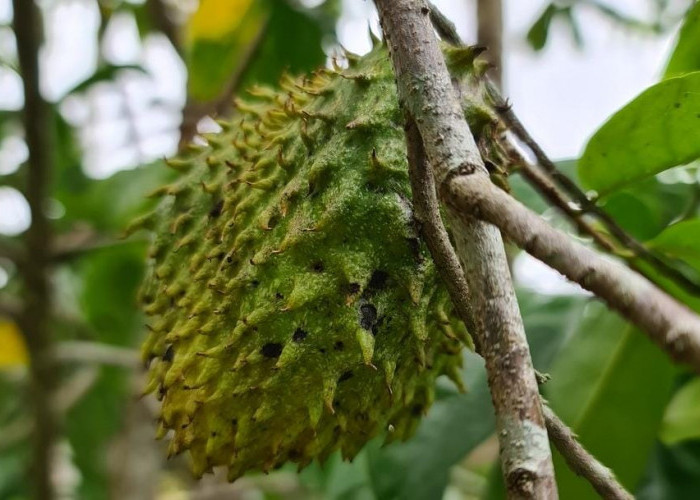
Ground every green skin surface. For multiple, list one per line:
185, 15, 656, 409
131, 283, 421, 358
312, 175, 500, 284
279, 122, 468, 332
136, 44, 495, 481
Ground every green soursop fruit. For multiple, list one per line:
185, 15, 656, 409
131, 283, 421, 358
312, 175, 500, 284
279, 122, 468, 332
133, 43, 500, 481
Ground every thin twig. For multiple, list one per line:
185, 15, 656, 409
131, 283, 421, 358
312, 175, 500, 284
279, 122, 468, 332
0, 294, 22, 321
543, 405, 633, 500
54, 341, 140, 369
503, 141, 618, 253
375, 1, 557, 496
13, 1, 56, 498
477, 0, 503, 87
427, 1, 461, 45
146, 0, 182, 55
489, 84, 700, 296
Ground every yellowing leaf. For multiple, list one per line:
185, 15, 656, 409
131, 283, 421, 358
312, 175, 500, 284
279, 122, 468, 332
0, 321, 28, 368
187, 0, 256, 43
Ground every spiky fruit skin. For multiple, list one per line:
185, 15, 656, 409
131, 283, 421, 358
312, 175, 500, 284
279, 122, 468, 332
136, 44, 496, 480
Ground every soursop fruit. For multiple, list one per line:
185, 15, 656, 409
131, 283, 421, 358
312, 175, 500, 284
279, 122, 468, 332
134, 42, 501, 481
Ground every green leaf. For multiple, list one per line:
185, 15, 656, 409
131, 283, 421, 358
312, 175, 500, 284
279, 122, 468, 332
67, 242, 149, 498
649, 218, 700, 271
527, 4, 558, 51
186, 0, 267, 101
664, 3, 700, 78
637, 440, 700, 499
660, 377, 700, 444
578, 71, 700, 195
186, 0, 326, 102
236, 0, 327, 91
544, 303, 677, 497
57, 162, 174, 233
600, 173, 695, 241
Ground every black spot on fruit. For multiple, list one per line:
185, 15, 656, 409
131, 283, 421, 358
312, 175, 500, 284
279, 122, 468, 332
163, 345, 175, 362
338, 370, 354, 382
368, 270, 388, 291
359, 303, 378, 331
334, 341, 344, 351
209, 200, 224, 218
261, 343, 283, 358
293, 328, 308, 342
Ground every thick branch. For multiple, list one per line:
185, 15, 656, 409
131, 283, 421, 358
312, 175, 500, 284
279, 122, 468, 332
13, 0, 56, 498
445, 171, 700, 370
407, 115, 631, 500
543, 406, 632, 500
374, 0, 556, 497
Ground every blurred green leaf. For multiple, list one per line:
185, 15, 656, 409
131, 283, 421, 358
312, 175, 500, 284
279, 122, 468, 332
545, 303, 677, 497
649, 218, 700, 270
58, 162, 173, 233
66, 242, 148, 498
600, 173, 695, 241
186, 0, 266, 101
637, 440, 700, 499
578, 71, 700, 195
560, 7, 583, 48
664, 2, 700, 78
527, 4, 559, 51
365, 350, 494, 500
186, 0, 326, 102
660, 377, 700, 444
236, 0, 326, 91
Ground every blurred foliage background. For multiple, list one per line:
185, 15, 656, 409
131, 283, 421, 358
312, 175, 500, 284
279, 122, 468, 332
1, 0, 700, 498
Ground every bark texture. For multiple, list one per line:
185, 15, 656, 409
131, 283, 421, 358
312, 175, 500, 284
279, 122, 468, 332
407, 120, 631, 500
444, 171, 700, 370
374, 0, 557, 497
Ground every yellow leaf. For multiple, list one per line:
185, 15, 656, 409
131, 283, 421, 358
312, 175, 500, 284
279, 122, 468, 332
0, 320, 29, 368
187, 0, 256, 43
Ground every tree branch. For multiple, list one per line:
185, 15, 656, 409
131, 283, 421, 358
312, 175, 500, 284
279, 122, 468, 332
374, 1, 557, 497
13, 1, 57, 498
146, 0, 182, 55
54, 341, 140, 369
543, 405, 632, 500
490, 87, 700, 297
445, 170, 700, 369
406, 114, 632, 500
427, 0, 700, 297
423, 0, 700, 369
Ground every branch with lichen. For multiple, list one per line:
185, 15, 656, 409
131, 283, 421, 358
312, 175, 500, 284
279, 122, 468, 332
374, 0, 558, 496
